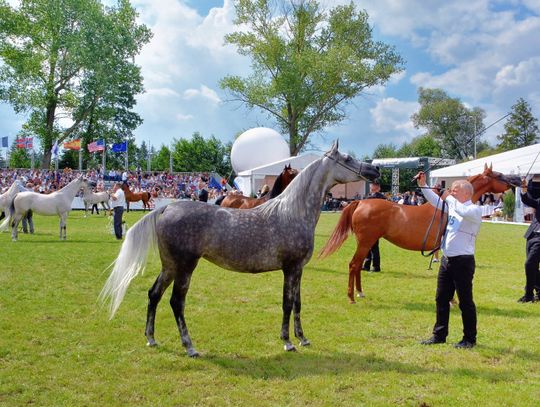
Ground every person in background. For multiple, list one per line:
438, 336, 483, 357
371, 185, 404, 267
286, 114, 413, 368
518, 177, 540, 302
416, 172, 482, 349
362, 179, 386, 272
111, 182, 125, 240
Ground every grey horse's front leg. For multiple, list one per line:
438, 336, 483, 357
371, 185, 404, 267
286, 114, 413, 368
281, 265, 310, 351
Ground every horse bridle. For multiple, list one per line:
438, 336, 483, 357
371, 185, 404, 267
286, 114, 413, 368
324, 153, 374, 181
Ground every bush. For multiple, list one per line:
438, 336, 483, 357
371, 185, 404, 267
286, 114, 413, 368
503, 190, 515, 221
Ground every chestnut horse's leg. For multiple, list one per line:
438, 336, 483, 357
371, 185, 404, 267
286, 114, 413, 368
348, 245, 371, 304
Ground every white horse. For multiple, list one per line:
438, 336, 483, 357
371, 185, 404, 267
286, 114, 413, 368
0, 180, 26, 220
82, 187, 111, 216
0, 176, 89, 241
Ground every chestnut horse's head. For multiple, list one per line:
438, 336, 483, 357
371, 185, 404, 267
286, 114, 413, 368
467, 163, 521, 201
269, 164, 299, 198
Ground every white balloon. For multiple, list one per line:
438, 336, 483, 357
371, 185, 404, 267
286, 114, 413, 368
231, 128, 289, 173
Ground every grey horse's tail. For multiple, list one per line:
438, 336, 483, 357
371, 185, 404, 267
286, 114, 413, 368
99, 206, 167, 317
0, 199, 14, 232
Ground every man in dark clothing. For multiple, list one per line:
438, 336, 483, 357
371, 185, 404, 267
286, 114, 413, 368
363, 179, 386, 272
519, 177, 540, 302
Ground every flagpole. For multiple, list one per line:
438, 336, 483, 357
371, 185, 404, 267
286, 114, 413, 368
102, 140, 106, 175
79, 148, 82, 171
125, 139, 128, 170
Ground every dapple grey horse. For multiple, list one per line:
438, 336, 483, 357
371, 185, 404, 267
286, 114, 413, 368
100, 141, 380, 357
0, 176, 89, 240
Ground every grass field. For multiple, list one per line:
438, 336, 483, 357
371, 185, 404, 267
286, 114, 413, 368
1, 210, 540, 406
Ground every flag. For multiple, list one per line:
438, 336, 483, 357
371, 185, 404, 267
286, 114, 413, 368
111, 141, 127, 153
1, 136, 7, 148
88, 139, 105, 153
63, 139, 81, 150
208, 176, 222, 191
51, 140, 59, 159
16, 137, 33, 149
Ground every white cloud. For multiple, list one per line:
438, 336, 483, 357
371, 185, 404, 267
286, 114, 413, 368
369, 98, 421, 141
176, 113, 194, 121
183, 85, 221, 104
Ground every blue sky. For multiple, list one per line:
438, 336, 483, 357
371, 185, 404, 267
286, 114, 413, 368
1, 0, 540, 159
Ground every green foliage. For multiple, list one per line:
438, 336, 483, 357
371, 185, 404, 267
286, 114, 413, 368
151, 145, 172, 171
411, 88, 486, 159
221, 0, 404, 155
497, 98, 539, 151
503, 190, 515, 220
0, 0, 152, 168
58, 149, 80, 170
172, 132, 232, 175
8, 142, 31, 168
1, 214, 538, 405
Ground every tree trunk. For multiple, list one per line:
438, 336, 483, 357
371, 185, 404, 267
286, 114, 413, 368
41, 99, 57, 168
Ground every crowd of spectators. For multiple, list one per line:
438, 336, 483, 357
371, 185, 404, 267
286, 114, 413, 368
0, 167, 230, 202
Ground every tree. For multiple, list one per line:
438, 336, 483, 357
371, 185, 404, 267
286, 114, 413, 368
8, 142, 31, 168
372, 143, 398, 159
221, 0, 404, 155
398, 134, 441, 158
151, 145, 171, 171
497, 98, 539, 151
0, 0, 151, 168
172, 132, 232, 176
411, 88, 485, 160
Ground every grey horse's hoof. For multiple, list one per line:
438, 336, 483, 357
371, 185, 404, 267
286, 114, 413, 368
187, 349, 200, 358
284, 343, 297, 352
146, 339, 158, 347
299, 339, 311, 347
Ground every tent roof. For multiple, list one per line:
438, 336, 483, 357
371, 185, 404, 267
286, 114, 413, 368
430, 143, 540, 179
237, 153, 320, 176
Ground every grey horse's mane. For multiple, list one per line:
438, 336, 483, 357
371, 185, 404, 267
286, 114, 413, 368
257, 157, 324, 220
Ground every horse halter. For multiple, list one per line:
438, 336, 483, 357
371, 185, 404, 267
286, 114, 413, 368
324, 153, 374, 181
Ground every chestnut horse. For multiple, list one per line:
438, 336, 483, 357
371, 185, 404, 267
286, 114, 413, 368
121, 183, 152, 211
319, 164, 521, 303
219, 164, 299, 209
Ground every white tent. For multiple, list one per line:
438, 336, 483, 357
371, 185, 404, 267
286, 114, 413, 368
430, 143, 540, 182
234, 153, 320, 196
429, 144, 540, 223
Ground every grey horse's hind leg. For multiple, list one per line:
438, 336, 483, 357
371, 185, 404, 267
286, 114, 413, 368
169, 259, 199, 357
145, 270, 174, 347
281, 264, 310, 351
11, 214, 22, 241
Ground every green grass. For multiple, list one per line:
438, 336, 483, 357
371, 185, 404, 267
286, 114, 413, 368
1, 211, 540, 406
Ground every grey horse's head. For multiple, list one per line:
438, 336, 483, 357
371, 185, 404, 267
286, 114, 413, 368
324, 140, 380, 184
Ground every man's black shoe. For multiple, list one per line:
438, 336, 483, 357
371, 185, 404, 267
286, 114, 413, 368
421, 336, 445, 345
362, 266, 370, 271
454, 339, 475, 349
371, 268, 381, 272
517, 295, 535, 303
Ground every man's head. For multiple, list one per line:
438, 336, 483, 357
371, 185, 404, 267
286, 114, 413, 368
450, 180, 473, 203
369, 179, 381, 193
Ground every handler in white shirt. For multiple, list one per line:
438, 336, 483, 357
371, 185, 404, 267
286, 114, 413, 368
111, 182, 126, 240
416, 172, 482, 349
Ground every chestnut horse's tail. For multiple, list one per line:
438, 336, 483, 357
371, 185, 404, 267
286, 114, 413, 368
319, 200, 360, 258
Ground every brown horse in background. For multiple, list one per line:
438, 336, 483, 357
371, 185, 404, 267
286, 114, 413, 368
319, 164, 521, 303
220, 164, 299, 209
121, 183, 152, 212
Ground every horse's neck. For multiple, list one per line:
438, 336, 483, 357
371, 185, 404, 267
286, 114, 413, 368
275, 160, 330, 226
269, 176, 284, 198
60, 178, 82, 198
471, 183, 489, 202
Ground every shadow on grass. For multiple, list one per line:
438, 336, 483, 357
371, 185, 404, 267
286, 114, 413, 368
376, 301, 540, 319
204, 351, 429, 379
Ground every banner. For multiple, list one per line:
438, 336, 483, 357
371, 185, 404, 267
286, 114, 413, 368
63, 139, 81, 150
1, 136, 7, 148
111, 141, 127, 153
88, 139, 105, 153
16, 137, 33, 149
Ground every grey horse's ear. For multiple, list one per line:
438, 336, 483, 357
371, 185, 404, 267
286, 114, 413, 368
330, 140, 339, 153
